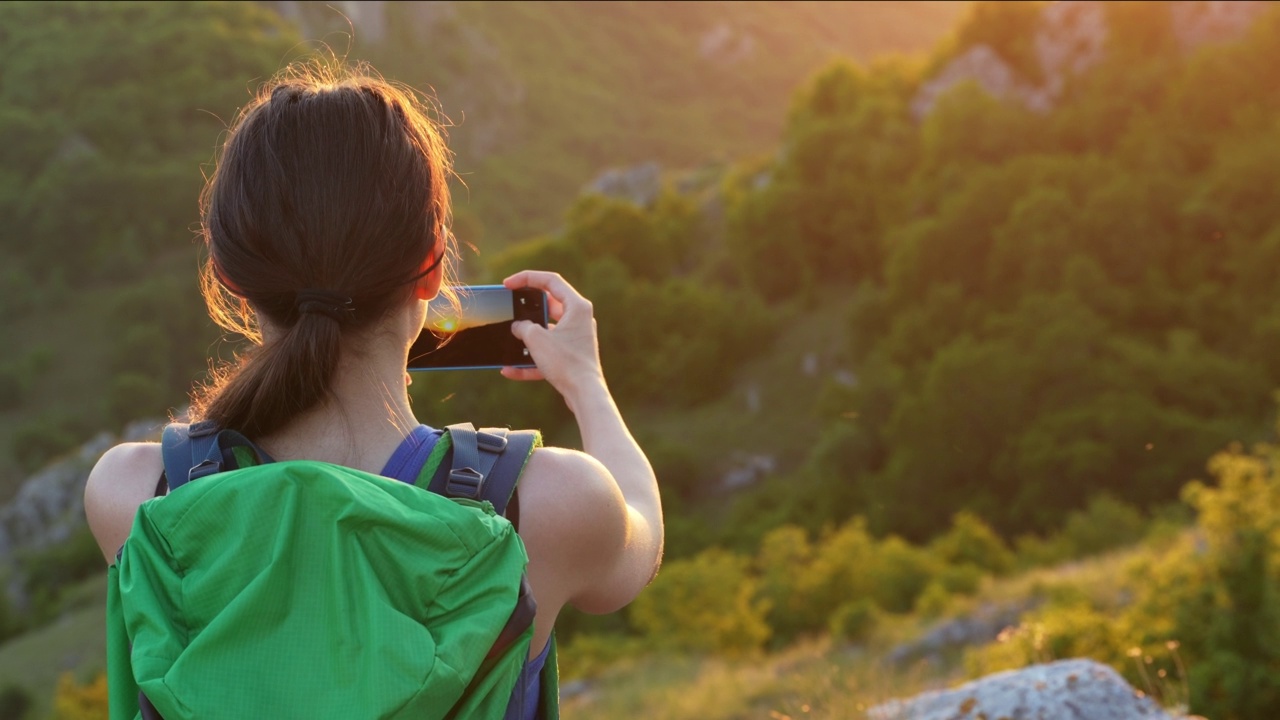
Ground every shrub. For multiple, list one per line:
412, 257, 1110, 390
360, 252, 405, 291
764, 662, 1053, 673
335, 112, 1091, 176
0, 365, 23, 410
558, 633, 650, 682
829, 598, 880, 643
1062, 493, 1147, 557
913, 580, 952, 619
755, 524, 815, 642
796, 518, 878, 623
930, 510, 1014, 574
629, 548, 771, 656
20, 526, 105, 622
935, 562, 985, 597
868, 536, 941, 614
964, 602, 1134, 678
106, 372, 168, 427
11, 417, 78, 472
52, 672, 108, 720
0, 684, 32, 720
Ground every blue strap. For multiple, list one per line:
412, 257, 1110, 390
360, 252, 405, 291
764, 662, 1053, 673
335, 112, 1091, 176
429, 425, 537, 515
161, 421, 220, 492
160, 421, 271, 492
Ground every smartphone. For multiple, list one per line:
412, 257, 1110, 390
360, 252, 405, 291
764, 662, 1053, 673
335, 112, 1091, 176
407, 285, 548, 371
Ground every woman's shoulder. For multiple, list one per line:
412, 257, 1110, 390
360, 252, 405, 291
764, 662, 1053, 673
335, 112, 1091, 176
518, 446, 623, 518
84, 441, 164, 563
514, 446, 634, 609
88, 441, 164, 487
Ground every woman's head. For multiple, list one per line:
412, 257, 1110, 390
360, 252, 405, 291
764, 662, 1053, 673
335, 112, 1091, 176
191, 59, 457, 438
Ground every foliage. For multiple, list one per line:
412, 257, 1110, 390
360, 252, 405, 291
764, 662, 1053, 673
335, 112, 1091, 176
51, 673, 107, 720
929, 511, 1014, 575
629, 548, 771, 656
828, 598, 879, 643
0, 684, 33, 720
0, 1, 298, 482
11, 416, 82, 473
966, 413, 1280, 719
18, 527, 105, 625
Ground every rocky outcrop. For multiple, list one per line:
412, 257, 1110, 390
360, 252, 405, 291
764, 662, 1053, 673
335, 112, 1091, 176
1171, 0, 1270, 49
699, 22, 756, 66
913, 0, 1272, 120
585, 162, 662, 207
911, 1, 1107, 119
868, 658, 1176, 720
1, 419, 164, 604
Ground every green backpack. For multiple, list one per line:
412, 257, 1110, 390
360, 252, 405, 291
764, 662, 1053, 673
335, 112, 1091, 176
105, 421, 558, 720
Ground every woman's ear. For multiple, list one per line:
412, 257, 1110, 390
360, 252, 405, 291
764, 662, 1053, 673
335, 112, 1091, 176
413, 273, 440, 301
413, 252, 444, 301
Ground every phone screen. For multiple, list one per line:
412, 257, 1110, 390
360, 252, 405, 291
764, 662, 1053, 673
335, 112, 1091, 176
407, 286, 548, 371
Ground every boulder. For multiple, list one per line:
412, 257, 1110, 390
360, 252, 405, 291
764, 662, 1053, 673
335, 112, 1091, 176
868, 658, 1175, 720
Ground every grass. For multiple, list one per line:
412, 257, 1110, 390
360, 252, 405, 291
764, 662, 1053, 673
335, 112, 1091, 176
561, 637, 953, 720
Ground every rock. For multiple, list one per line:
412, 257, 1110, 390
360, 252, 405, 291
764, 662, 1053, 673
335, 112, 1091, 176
721, 453, 776, 490
802, 352, 820, 377
885, 598, 1039, 669
912, 0, 1268, 121
1034, 0, 1108, 99
1171, 0, 1270, 50
0, 419, 157, 598
699, 22, 756, 65
868, 658, 1175, 720
912, 45, 1026, 120
560, 679, 592, 700
585, 162, 662, 207
908, 0, 1109, 122
53, 132, 99, 164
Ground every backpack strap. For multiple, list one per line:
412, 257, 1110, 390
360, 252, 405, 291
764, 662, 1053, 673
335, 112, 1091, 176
160, 421, 273, 493
429, 423, 539, 516
429, 423, 543, 718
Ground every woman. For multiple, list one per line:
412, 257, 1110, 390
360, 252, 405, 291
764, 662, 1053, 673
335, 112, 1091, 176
83, 60, 663, 717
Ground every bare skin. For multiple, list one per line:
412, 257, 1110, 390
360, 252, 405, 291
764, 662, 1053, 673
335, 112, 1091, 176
84, 269, 663, 658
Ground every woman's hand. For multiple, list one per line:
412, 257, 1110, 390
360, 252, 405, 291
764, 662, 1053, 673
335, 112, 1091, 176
502, 271, 607, 414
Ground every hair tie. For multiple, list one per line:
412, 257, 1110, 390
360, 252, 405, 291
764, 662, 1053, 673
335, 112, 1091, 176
295, 289, 355, 323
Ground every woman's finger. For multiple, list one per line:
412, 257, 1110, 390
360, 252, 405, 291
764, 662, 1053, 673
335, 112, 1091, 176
500, 366, 545, 382
504, 270, 583, 306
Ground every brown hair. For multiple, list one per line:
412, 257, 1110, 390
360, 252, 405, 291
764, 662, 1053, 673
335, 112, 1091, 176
190, 59, 458, 439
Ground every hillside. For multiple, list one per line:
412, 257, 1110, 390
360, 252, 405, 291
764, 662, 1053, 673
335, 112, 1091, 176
8, 1, 1280, 718
271, 1, 972, 247
0, 0, 966, 502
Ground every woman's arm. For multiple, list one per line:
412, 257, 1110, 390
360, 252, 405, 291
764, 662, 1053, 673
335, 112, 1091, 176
502, 271, 663, 611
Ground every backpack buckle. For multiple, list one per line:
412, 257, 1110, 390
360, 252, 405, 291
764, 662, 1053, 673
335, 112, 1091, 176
189, 458, 222, 483
476, 432, 508, 453
445, 467, 484, 499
